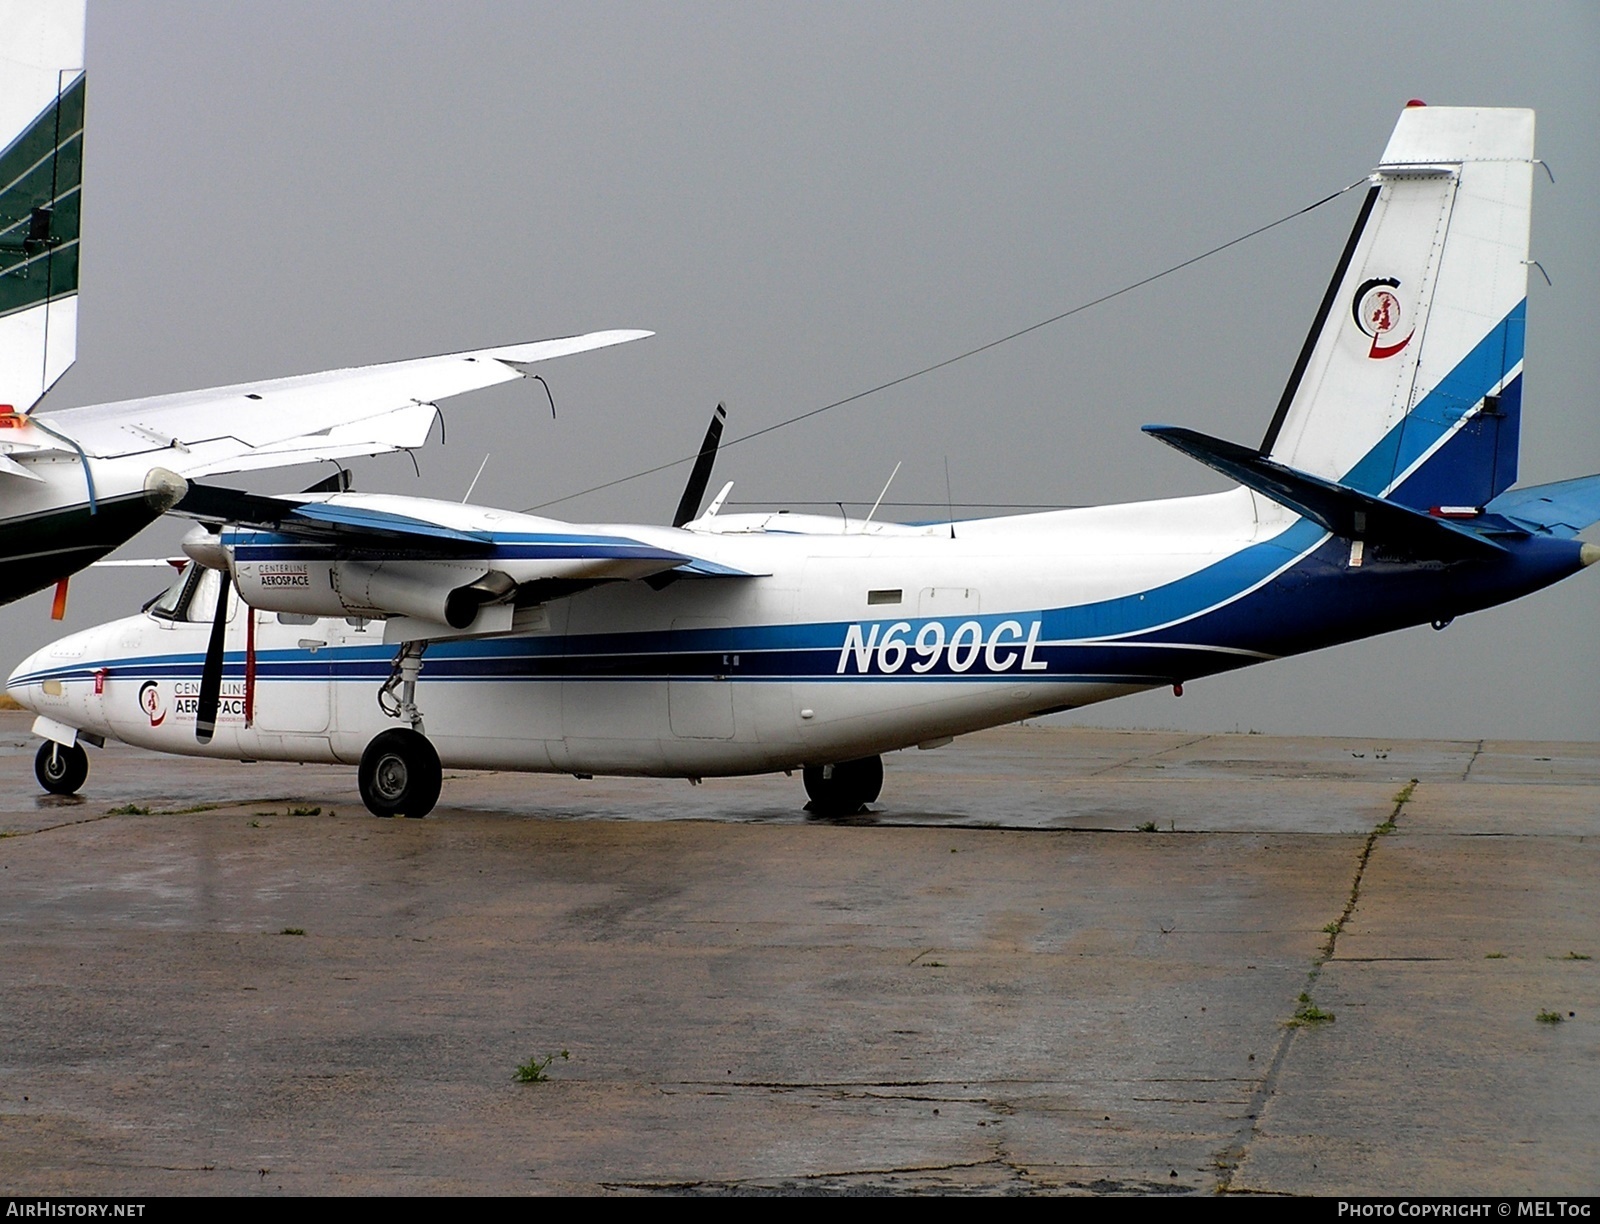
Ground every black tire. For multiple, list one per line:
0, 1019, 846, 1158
35, 740, 89, 795
802, 755, 884, 816
358, 729, 442, 818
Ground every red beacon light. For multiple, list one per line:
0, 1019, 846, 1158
1406, 99, 1428, 108
0, 404, 24, 428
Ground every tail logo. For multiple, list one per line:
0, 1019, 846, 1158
1353, 277, 1415, 359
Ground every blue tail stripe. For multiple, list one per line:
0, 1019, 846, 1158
1345, 300, 1525, 497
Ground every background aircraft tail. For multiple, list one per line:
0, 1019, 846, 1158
1259, 105, 1535, 512
0, 0, 86, 413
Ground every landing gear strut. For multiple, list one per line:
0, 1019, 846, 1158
802, 755, 883, 817
377, 640, 429, 732
359, 728, 442, 818
367, 640, 442, 817
35, 740, 88, 795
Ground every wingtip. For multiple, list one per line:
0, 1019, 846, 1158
1580, 542, 1599, 568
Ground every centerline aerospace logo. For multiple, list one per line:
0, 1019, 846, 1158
138, 680, 166, 728
136, 679, 246, 726
1353, 276, 1415, 359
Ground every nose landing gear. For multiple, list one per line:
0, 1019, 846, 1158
35, 740, 89, 795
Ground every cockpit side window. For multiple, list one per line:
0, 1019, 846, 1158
144, 564, 195, 620
143, 565, 236, 624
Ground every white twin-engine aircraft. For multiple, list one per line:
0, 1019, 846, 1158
10, 104, 1600, 818
0, 0, 646, 609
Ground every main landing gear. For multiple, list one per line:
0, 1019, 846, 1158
358, 728, 442, 819
35, 740, 89, 795
802, 755, 883, 818
360, 640, 443, 818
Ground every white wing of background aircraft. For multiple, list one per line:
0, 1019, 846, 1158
0, 0, 649, 608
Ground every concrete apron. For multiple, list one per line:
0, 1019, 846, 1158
0, 712, 1594, 1195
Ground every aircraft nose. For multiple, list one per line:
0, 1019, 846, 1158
6, 624, 105, 719
6, 644, 51, 713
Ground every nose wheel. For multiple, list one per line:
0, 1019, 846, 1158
35, 740, 89, 795
358, 729, 442, 818
802, 755, 883, 817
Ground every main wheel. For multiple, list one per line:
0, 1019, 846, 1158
802, 755, 884, 816
358, 729, 442, 818
35, 740, 89, 795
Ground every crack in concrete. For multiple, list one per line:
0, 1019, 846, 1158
2, 796, 310, 839
1083, 734, 1218, 777
1211, 778, 1419, 1194
607, 1155, 1196, 1197
1, 811, 118, 837
1461, 739, 1486, 781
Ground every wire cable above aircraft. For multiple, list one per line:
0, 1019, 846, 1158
526, 179, 1368, 512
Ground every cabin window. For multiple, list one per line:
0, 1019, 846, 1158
867, 589, 903, 606
277, 612, 317, 626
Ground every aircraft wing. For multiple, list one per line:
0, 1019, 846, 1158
21, 330, 651, 477
178, 484, 762, 581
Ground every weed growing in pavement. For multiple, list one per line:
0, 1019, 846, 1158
1286, 992, 1335, 1027
515, 1051, 570, 1083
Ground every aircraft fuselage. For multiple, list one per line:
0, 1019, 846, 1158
9, 488, 1588, 779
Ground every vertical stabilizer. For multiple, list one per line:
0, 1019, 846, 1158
1261, 106, 1534, 508
0, 0, 86, 413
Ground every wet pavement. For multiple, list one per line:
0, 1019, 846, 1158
0, 712, 1594, 1195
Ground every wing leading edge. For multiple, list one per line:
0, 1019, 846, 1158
19, 330, 651, 477
177, 484, 763, 583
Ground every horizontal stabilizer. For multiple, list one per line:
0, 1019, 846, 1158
1485, 475, 1600, 538
1144, 425, 1506, 559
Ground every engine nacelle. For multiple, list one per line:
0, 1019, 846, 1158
234, 554, 498, 629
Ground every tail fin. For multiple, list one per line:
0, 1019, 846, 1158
1260, 105, 1534, 511
0, 0, 86, 413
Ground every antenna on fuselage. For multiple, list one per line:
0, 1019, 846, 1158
463, 453, 490, 503
672, 402, 727, 527
944, 456, 956, 540
862, 461, 901, 531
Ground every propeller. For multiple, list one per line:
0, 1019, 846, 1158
672, 402, 727, 528
195, 568, 232, 744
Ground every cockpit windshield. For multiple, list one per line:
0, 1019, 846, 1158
142, 564, 235, 624
143, 564, 192, 618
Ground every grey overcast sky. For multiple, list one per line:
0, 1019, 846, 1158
7, 1, 1598, 741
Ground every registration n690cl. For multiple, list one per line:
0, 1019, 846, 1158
837, 619, 1047, 675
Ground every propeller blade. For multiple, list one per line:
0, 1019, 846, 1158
672, 402, 727, 528
195, 570, 232, 744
